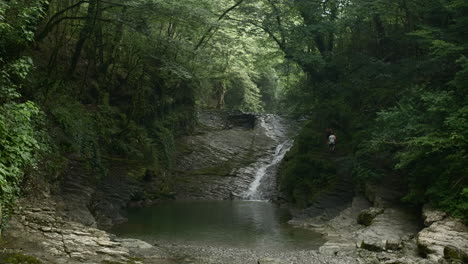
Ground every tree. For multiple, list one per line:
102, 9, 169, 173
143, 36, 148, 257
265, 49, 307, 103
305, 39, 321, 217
0, 0, 48, 220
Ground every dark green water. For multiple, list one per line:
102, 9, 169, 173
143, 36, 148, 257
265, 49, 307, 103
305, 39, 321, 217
111, 200, 324, 250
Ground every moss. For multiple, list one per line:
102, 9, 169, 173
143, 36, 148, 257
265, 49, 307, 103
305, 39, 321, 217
188, 164, 232, 177
0, 253, 42, 264
277, 120, 339, 207
444, 245, 468, 262
357, 208, 384, 226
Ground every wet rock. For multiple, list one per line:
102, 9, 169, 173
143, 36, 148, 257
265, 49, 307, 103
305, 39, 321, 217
227, 113, 256, 128
417, 217, 468, 262
174, 113, 292, 200
357, 249, 436, 264
4, 199, 133, 264
357, 207, 384, 226
57, 160, 98, 228
319, 241, 356, 256
91, 164, 141, 229
444, 245, 468, 263
116, 238, 153, 249
96, 248, 129, 256
359, 238, 386, 252
39, 226, 53, 232
258, 258, 283, 264
96, 239, 121, 247
356, 207, 420, 252
385, 239, 403, 251
422, 205, 446, 227
70, 252, 86, 261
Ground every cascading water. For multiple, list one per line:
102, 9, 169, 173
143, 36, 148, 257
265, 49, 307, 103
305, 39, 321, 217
244, 139, 293, 200
242, 115, 295, 200
112, 112, 325, 252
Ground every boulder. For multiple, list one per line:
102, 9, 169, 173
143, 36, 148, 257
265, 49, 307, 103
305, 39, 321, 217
422, 205, 446, 227
359, 238, 386, 252
385, 239, 402, 251
357, 207, 384, 226
417, 217, 468, 262
356, 207, 420, 253
443, 245, 468, 263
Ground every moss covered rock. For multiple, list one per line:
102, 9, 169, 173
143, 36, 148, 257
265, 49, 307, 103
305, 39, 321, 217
0, 253, 42, 264
357, 207, 384, 226
444, 245, 468, 263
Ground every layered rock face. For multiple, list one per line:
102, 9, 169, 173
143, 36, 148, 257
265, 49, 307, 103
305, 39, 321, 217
417, 206, 468, 263
174, 111, 294, 200
57, 159, 143, 230
3, 199, 152, 264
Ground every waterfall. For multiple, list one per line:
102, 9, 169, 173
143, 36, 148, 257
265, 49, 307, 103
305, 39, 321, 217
244, 140, 293, 200
240, 114, 295, 201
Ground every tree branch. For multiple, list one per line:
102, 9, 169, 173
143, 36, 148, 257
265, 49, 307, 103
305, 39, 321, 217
226, 16, 286, 52
267, 0, 285, 48
194, 0, 245, 50
37, 0, 89, 41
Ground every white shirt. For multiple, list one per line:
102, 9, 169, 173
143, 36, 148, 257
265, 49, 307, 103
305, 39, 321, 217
328, 135, 336, 144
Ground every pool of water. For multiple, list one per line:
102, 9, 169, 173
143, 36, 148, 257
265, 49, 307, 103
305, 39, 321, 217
111, 200, 324, 250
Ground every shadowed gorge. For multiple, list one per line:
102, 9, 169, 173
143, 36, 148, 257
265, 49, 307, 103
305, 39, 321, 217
0, 0, 467, 263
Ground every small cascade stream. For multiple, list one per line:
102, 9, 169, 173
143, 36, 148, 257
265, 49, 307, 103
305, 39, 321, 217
241, 114, 295, 200
243, 139, 293, 200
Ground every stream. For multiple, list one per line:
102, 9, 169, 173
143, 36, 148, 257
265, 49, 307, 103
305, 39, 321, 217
112, 114, 325, 251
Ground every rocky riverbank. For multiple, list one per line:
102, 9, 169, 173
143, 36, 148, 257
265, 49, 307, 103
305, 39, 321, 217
1, 111, 467, 264
2, 197, 151, 264
289, 174, 468, 264
1, 195, 358, 264
418, 205, 468, 263
3, 190, 466, 264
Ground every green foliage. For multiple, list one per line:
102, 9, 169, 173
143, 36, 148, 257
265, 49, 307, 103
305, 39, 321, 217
366, 86, 467, 220
45, 91, 192, 173
154, 124, 176, 166
278, 121, 337, 207
0, 0, 466, 225
0, 252, 42, 264
49, 97, 97, 156
256, 68, 280, 112
0, 0, 47, 53
248, 0, 468, 220
0, 0, 48, 224
225, 70, 264, 112
0, 57, 33, 101
0, 102, 44, 207
352, 164, 382, 185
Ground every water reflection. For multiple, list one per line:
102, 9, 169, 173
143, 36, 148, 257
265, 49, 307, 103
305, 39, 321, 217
111, 200, 324, 250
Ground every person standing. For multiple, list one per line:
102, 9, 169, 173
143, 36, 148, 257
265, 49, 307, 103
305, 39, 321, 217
328, 133, 336, 152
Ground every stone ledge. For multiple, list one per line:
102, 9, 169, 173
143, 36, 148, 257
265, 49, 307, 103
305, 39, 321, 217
417, 212, 468, 262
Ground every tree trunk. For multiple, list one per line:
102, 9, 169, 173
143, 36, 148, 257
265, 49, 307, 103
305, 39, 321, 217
68, 0, 99, 75
215, 80, 226, 109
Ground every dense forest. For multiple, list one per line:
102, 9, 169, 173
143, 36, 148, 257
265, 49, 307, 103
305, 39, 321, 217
0, 0, 467, 231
